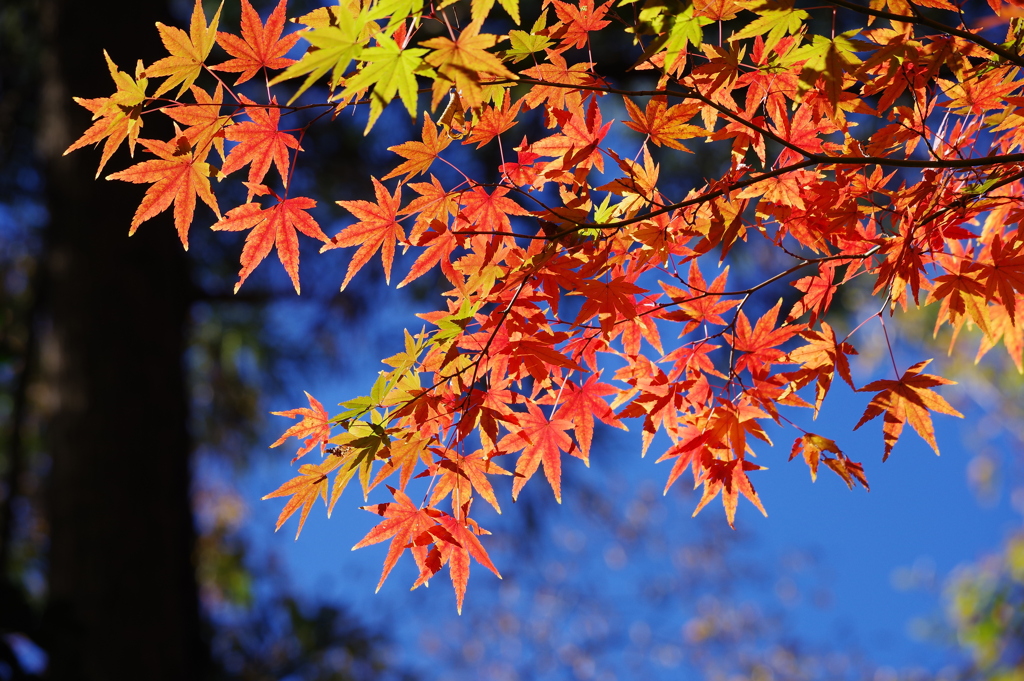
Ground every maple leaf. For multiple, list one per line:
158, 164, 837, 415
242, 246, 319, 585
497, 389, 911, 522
622, 96, 705, 152
145, 0, 223, 98
520, 54, 598, 111
729, 1, 808, 52
370, 434, 433, 494
162, 84, 232, 162
789, 433, 839, 482
789, 433, 868, 489
269, 0, 365, 103
656, 428, 712, 493
786, 264, 838, 325
854, 360, 964, 460
659, 262, 738, 334
413, 513, 501, 614
340, 34, 428, 131
824, 453, 870, 490
692, 456, 767, 529
546, 375, 627, 462
262, 460, 333, 538
464, 91, 522, 148
383, 112, 451, 181
64, 52, 148, 178
429, 449, 512, 515
220, 96, 301, 198
782, 322, 857, 417
422, 19, 517, 109
399, 221, 460, 288
270, 391, 331, 460
570, 276, 646, 336
327, 177, 406, 290
211, 0, 300, 85
106, 133, 220, 248
457, 185, 531, 233
211, 191, 329, 294
726, 300, 803, 378
551, 0, 614, 49
353, 487, 442, 592
498, 401, 576, 503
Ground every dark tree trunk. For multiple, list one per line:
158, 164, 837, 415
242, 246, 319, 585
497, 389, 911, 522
37, 0, 205, 678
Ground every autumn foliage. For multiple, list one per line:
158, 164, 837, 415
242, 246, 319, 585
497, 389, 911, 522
66, 0, 1024, 611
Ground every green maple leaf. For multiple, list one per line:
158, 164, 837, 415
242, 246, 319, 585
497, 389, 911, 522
730, 1, 808, 51
270, 1, 366, 104
342, 34, 429, 131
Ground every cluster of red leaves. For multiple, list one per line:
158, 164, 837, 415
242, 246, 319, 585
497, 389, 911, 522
68, 0, 1024, 611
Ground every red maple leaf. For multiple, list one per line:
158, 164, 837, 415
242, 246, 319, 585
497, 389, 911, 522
498, 401, 576, 503
328, 177, 406, 290
106, 133, 220, 248
353, 487, 443, 592
212, 0, 300, 85
726, 300, 803, 378
692, 456, 767, 528
413, 513, 501, 614
270, 391, 331, 460
211, 190, 328, 293
551, 0, 614, 49
220, 95, 300, 197
545, 374, 627, 462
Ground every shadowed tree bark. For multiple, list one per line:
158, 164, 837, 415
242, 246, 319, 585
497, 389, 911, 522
36, 0, 206, 677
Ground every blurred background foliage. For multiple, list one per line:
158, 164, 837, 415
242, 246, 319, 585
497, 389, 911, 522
0, 0, 1021, 679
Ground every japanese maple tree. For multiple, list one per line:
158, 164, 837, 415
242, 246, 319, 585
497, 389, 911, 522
67, 0, 1024, 611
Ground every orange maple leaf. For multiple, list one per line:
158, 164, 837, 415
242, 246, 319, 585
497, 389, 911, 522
854, 360, 963, 460
162, 84, 231, 162
428, 448, 512, 515
145, 0, 222, 98
622, 96, 704, 151
353, 487, 443, 592
270, 391, 331, 460
262, 460, 333, 538
782, 322, 858, 417
106, 133, 220, 248
64, 52, 148, 178
211, 190, 328, 294
790, 433, 869, 489
211, 0, 300, 85
412, 513, 501, 614
464, 91, 522, 148
328, 178, 406, 290
498, 401, 576, 503
546, 374, 627, 462
551, 0, 614, 49
220, 96, 300, 198
457, 185, 531, 233
422, 19, 517, 109
692, 455, 767, 529
383, 112, 451, 181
